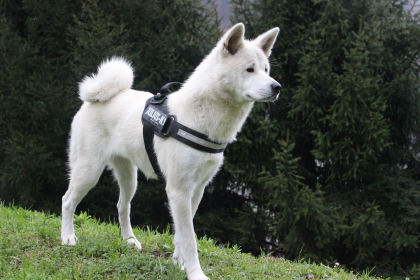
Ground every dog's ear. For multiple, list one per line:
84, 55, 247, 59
253, 27, 280, 57
220, 23, 245, 55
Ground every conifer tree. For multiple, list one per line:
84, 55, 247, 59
259, 131, 340, 260
224, 0, 420, 277
0, 0, 220, 229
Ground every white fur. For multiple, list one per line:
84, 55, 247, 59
62, 23, 280, 280
78, 57, 134, 102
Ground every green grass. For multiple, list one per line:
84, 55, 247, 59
0, 203, 385, 280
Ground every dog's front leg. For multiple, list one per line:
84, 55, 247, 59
166, 184, 208, 280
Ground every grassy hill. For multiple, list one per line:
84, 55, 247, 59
0, 203, 384, 279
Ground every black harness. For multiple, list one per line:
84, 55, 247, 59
141, 82, 228, 179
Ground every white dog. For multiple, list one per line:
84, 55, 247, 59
61, 23, 280, 280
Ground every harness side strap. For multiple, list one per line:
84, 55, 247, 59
143, 121, 164, 179
167, 121, 227, 154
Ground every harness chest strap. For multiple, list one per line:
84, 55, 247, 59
141, 84, 227, 179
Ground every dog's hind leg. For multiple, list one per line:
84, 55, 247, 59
109, 156, 141, 250
61, 159, 105, 246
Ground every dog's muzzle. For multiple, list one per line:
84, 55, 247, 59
271, 81, 281, 95
266, 81, 281, 101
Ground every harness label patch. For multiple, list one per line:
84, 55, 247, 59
144, 105, 167, 130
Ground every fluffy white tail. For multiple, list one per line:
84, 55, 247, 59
78, 57, 134, 102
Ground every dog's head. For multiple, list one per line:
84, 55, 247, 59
214, 23, 281, 103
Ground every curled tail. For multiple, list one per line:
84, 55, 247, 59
78, 57, 134, 102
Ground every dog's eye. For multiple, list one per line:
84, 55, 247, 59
246, 68, 254, 73
265, 68, 268, 72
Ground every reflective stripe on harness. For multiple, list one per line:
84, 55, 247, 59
141, 82, 227, 179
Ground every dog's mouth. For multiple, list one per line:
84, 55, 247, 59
246, 93, 280, 102
264, 93, 280, 102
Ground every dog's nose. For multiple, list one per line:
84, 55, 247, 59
271, 82, 281, 94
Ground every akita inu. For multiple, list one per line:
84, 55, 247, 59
62, 23, 280, 280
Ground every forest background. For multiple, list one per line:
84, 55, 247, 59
1, 0, 420, 278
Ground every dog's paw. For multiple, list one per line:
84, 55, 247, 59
187, 270, 209, 280
173, 256, 185, 269
125, 237, 142, 250
173, 255, 186, 271
173, 247, 207, 279
61, 235, 77, 246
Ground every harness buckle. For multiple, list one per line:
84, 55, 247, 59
161, 116, 175, 136
150, 95, 167, 104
